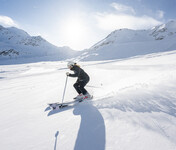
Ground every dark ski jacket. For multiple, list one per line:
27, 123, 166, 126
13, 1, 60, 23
69, 65, 90, 82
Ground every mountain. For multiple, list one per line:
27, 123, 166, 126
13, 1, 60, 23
1, 20, 176, 64
0, 25, 77, 64
78, 20, 176, 61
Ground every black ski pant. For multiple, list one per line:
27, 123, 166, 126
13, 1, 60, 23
73, 78, 89, 95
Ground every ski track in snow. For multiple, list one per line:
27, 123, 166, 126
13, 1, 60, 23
0, 50, 176, 150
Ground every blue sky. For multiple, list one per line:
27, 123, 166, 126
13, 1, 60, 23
0, 0, 176, 50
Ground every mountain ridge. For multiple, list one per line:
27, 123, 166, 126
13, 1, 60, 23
0, 25, 77, 64
1, 20, 176, 64
77, 20, 176, 61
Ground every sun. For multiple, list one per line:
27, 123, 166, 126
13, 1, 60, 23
61, 18, 88, 50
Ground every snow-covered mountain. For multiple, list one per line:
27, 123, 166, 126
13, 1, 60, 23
0, 25, 77, 64
1, 20, 176, 64
78, 20, 176, 61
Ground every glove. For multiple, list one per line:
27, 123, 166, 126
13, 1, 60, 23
66, 72, 70, 76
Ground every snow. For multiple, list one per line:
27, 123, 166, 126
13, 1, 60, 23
0, 50, 176, 150
78, 20, 176, 61
1, 20, 176, 64
0, 25, 77, 63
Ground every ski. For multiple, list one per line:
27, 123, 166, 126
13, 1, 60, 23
48, 99, 80, 107
48, 95, 93, 110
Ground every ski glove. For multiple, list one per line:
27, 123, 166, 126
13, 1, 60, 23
66, 72, 70, 76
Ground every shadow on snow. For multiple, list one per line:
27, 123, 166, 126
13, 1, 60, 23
54, 131, 59, 150
73, 102, 106, 150
47, 102, 106, 150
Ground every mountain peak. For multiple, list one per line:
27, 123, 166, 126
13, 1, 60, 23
79, 20, 176, 61
0, 25, 77, 64
150, 20, 176, 40
7, 26, 30, 37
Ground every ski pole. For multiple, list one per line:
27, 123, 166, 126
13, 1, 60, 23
61, 75, 68, 107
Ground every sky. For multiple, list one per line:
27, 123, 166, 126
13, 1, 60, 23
0, 0, 176, 50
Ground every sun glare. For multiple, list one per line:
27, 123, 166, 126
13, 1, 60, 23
61, 18, 88, 50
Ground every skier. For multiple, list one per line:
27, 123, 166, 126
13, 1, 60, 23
66, 61, 91, 100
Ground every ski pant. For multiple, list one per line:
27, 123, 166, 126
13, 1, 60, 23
73, 78, 89, 95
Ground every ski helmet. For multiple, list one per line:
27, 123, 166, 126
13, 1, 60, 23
67, 61, 76, 68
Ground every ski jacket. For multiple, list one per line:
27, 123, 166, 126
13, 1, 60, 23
69, 65, 89, 82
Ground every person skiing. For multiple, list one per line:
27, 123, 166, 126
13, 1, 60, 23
66, 61, 91, 100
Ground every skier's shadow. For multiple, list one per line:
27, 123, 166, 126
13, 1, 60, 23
73, 102, 106, 150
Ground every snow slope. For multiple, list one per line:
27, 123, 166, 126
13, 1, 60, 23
0, 50, 176, 150
0, 25, 77, 64
78, 20, 176, 61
